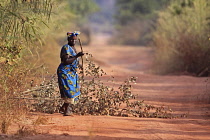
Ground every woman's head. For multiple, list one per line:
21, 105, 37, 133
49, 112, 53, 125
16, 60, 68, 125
67, 31, 80, 46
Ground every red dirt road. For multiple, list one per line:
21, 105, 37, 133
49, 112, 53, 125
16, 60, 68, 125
2, 35, 210, 140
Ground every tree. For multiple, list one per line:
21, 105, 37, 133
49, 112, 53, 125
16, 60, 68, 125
112, 0, 171, 45
68, 0, 99, 44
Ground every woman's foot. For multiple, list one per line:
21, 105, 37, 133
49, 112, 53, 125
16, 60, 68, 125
59, 103, 67, 114
63, 104, 73, 116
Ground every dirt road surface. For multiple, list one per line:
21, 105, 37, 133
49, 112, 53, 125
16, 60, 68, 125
2, 35, 210, 140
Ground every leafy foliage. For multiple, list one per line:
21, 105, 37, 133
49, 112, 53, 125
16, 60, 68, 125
112, 0, 171, 45
115, 0, 170, 25
0, 0, 64, 134
0, 0, 53, 63
69, 0, 98, 19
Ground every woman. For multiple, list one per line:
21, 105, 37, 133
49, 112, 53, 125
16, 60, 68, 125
57, 31, 84, 116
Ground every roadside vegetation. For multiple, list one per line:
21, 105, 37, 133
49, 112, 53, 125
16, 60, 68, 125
0, 0, 57, 134
111, 0, 171, 46
153, 0, 210, 76
112, 0, 209, 76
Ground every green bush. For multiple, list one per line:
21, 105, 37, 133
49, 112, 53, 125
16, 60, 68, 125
153, 0, 210, 75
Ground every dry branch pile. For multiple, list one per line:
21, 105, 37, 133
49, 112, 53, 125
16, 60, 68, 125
19, 54, 176, 118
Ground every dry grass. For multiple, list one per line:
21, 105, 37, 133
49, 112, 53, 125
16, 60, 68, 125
33, 116, 49, 126
16, 126, 39, 137
153, 0, 210, 75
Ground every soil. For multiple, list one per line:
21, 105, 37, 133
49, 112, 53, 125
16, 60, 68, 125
1, 34, 210, 140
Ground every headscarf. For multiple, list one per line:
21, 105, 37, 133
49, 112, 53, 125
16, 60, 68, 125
67, 31, 80, 38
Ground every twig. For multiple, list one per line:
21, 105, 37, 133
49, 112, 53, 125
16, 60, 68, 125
78, 38, 85, 79
20, 84, 53, 94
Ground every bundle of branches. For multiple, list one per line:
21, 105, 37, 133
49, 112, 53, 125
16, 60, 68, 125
18, 53, 179, 119
17, 74, 62, 114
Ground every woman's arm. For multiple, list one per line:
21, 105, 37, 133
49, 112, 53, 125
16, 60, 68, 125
61, 52, 84, 65
61, 54, 77, 65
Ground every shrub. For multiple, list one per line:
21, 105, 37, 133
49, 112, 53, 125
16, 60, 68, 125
0, 0, 56, 134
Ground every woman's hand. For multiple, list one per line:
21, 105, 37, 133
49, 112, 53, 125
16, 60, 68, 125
76, 52, 84, 58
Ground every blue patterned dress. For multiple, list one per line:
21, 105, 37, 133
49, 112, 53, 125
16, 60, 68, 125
57, 44, 80, 101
